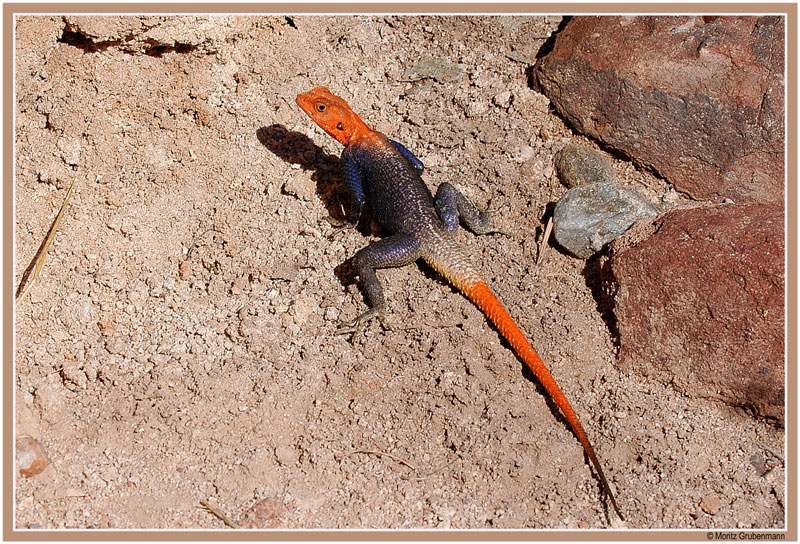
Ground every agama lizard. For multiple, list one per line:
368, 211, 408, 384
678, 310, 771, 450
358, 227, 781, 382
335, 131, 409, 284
295, 86, 623, 521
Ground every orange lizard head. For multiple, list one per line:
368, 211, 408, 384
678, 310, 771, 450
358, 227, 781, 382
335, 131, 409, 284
295, 86, 371, 146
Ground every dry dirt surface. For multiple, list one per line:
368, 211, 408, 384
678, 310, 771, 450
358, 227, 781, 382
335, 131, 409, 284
14, 15, 784, 530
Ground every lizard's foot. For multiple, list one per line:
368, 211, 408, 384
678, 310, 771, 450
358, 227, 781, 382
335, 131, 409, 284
334, 307, 386, 342
326, 201, 364, 230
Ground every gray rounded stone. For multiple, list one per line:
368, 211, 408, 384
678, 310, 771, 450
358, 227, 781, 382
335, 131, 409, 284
554, 142, 616, 188
553, 182, 659, 259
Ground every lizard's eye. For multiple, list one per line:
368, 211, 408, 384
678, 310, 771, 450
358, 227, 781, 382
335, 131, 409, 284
315, 103, 326, 112
336, 122, 344, 130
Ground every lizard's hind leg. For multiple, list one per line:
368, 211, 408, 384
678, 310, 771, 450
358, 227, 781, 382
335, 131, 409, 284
435, 182, 507, 235
337, 233, 422, 339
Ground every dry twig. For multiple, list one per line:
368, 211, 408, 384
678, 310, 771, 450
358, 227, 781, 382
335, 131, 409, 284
346, 449, 417, 472
536, 215, 554, 266
16, 178, 78, 301
199, 499, 240, 529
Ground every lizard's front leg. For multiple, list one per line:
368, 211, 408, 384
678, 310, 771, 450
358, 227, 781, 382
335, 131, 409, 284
434, 182, 508, 235
337, 147, 365, 227
337, 233, 422, 339
390, 140, 424, 174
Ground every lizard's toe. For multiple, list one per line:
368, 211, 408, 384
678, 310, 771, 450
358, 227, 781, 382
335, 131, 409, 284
334, 307, 385, 342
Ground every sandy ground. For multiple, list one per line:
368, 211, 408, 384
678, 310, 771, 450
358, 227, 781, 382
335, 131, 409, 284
14, 15, 784, 530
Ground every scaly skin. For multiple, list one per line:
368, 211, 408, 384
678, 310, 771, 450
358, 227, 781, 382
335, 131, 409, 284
295, 86, 623, 521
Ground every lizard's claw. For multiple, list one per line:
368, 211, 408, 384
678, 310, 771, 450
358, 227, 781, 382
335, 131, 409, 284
334, 307, 387, 343
324, 216, 358, 230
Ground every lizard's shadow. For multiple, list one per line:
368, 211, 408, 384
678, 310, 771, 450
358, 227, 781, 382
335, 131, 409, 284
256, 124, 371, 285
256, 124, 350, 223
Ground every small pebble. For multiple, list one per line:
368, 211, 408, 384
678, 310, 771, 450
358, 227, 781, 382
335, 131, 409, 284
291, 296, 316, 324
57, 137, 80, 166
402, 56, 463, 83
76, 299, 93, 323
97, 318, 116, 336
231, 275, 249, 295
120, 220, 136, 236
238, 498, 290, 528
269, 264, 298, 282
516, 146, 536, 163
16, 436, 49, 477
275, 445, 299, 466
749, 453, 772, 476
492, 91, 513, 109
282, 173, 316, 201
465, 100, 488, 118
700, 494, 721, 515
61, 359, 86, 390
106, 217, 122, 231
178, 260, 191, 280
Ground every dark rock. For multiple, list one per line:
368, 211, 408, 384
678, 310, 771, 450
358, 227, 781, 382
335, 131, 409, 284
602, 202, 784, 422
554, 142, 616, 188
535, 16, 784, 203
553, 182, 659, 258
749, 453, 772, 476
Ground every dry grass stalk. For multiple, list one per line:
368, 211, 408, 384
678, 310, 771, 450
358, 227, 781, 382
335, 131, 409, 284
537, 215, 554, 266
199, 499, 240, 529
16, 179, 77, 302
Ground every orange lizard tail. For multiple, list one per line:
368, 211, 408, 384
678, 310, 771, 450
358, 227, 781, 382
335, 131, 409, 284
464, 280, 623, 521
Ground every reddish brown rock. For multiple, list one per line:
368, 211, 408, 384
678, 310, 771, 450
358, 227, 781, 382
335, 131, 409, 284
700, 494, 722, 515
535, 16, 784, 203
238, 498, 290, 528
601, 202, 784, 422
16, 436, 49, 477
